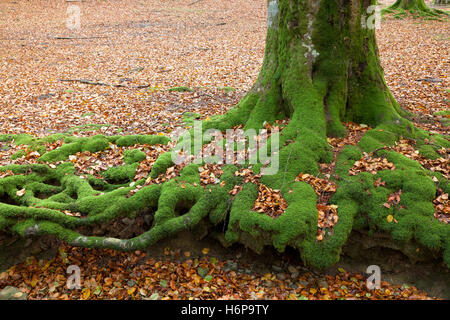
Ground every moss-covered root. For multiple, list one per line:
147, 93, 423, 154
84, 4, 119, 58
8, 183, 228, 251
241, 0, 407, 138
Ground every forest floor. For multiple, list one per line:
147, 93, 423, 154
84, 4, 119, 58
0, 0, 449, 300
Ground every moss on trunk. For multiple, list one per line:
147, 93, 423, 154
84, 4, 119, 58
230, 0, 404, 137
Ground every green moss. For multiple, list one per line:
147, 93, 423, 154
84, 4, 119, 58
10, 150, 27, 160
383, 0, 447, 17
430, 135, 450, 149
418, 145, 441, 160
168, 86, 194, 92
261, 141, 318, 189
202, 91, 260, 132
358, 129, 397, 153
150, 152, 174, 179
179, 164, 201, 185
0, 135, 13, 143
39, 142, 82, 162
11, 134, 34, 146
219, 86, 236, 93
300, 199, 359, 269
335, 145, 362, 179
123, 149, 146, 164
434, 110, 450, 117
81, 135, 110, 153
101, 164, 138, 183
81, 112, 95, 118
182, 112, 202, 126
115, 135, 170, 147
1, 134, 67, 160
225, 181, 318, 254
385, 151, 423, 171
1, 130, 448, 270
37, 135, 110, 162
0, 0, 448, 270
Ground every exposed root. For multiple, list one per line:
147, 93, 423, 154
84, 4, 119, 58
382, 0, 449, 18
0, 113, 449, 269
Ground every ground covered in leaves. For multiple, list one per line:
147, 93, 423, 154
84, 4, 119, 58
0, 244, 439, 300
0, 0, 449, 300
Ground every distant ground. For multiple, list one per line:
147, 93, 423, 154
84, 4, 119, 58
0, 0, 448, 138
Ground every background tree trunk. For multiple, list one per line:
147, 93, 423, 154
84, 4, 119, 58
385, 0, 447, 14
390, 0, 431, 10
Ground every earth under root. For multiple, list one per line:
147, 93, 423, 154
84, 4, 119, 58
0, 109, 449, 270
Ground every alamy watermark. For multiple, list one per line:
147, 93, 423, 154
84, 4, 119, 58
362, 5, 381, 30
366, 265, 381, 290
66, 265, 81, 290
65, 3, 381, 32
66, 4, 81, 31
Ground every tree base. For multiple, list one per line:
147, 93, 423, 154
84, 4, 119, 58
0, 116, 449, 270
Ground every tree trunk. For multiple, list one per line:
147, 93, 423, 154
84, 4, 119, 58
212, 0, 404, 140
390, 0, 431, 11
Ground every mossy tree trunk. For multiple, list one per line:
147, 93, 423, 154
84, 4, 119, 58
218, 0, 403, 138
390, 0, 431, 10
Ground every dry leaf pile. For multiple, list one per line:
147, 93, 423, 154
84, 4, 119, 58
327, 123, 371, 149
320, 122, 371, 179
434, 189, 449, 224
378, 11, 449, 136
0, 0, 264, 137
71, 148, 124, 179
252, 184, 288, 219
295, 173, 339, 241
198, 164, 224, 187
0, 140, 64, 167
349, 154, 396, 176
